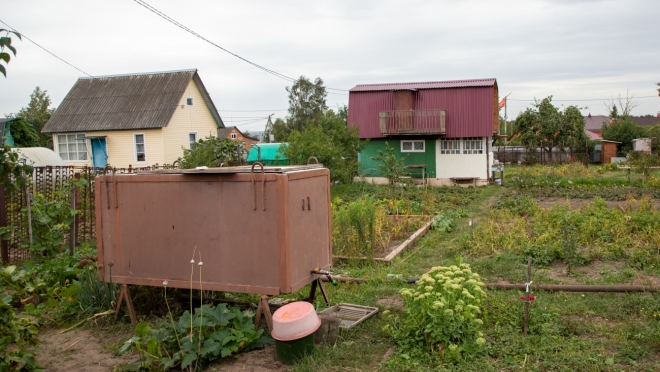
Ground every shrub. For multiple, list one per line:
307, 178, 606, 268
384, 264, 487, 361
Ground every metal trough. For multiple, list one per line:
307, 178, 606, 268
96, 165, 331, 295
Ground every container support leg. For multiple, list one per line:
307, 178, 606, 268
254, 295, 273, 333
114, 284, 137, 325
307, 278, 330, 306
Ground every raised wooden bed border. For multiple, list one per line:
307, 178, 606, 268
335, 215, 434, 263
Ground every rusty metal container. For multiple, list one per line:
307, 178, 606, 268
96, 165, 331, 295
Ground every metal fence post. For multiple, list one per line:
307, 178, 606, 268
0, 187, 7, 264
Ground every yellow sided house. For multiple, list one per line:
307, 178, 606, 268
42, 69, 224, 168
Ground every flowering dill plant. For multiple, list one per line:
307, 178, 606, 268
384, 264, 487, 360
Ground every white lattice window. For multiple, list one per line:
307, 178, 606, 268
401, 140, 425, 153
463, 138, 483, 154
440, 140, 461, 154
134, 134, 146, 162
57, 133, 88, 161
189, 132, 197, 149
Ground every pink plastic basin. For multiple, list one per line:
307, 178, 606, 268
271, 301, 321, 341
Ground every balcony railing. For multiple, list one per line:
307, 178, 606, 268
379, 109, 446, 135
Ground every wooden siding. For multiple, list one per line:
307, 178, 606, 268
52, 129, 164, 168
161, 80, 219, 164
358, 139, 436, 178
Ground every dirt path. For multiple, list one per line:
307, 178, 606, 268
37, 327, 135, 371
36, 325, 287, 372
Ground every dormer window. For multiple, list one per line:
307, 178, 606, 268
186, 97, 193, 106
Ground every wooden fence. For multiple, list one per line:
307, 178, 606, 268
493, 146, 591, 165
0, 164, 180, 264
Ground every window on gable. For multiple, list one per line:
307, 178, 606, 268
401, 140, 425, 153
57, 133, 88, 161
134, 134, 146, 162
189, 132, 197, 149
463, 138, 483, 154
231, 133, 237, 139
186, 97, 193, 106
439, 140, 461, 154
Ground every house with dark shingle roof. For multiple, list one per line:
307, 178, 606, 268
42, 69, 224, 168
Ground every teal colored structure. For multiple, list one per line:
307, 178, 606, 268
247, 143, 290, 165
0, 118, 18, 147
358, 139, 436, 178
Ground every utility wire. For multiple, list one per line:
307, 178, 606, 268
509, 95, 658, 102
219, 109, 288, 112
0, 19, 92, 77
132, 0, 349, 93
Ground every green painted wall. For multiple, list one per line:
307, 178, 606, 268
358, 139, 436, 178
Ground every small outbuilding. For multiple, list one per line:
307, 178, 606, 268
601, 140, 621, 164
247, 143, 290, 165
632, 138, 652, 153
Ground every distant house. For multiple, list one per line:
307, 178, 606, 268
42, 69, 224, 168
348, 78, 499, 186
584, 114, 610, 136
217, 126, 259, 152
631, 114, 660, 128
585, 113, 660, 135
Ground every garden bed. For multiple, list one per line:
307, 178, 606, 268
334, 215, 433, 262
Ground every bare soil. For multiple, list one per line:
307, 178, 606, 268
37, 326, 136, 371
36, 325, 287, 372
376, 295, 404, 309
208, 345, 289, 372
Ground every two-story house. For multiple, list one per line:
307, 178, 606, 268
348, 78, 499, 186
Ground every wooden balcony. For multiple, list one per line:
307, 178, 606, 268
379, 110, 446, 135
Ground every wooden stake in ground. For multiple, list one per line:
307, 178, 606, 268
523, 257, 532, 336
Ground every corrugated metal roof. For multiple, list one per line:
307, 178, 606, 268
43, 69, 224, 133
350, 78, 496, 92
348, 80, 497, 139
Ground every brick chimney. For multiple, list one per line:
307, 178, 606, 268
657, 111, 660, 118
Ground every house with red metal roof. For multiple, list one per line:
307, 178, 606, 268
348, 78, 499, 186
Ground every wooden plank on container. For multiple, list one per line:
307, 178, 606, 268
145, 164, 323, 175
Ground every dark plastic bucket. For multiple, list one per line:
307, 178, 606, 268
274, 333, 315, 365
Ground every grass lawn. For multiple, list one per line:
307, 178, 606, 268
286, 180, 660, 372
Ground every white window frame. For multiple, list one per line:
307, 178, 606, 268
186, 97, 193, 106
440, 139, 461, 154
189, 132, 198, 149
463, 138, 484, 154
231, 133, 237, 139
56, 133, 89, 162
401, 140, 425, 153
134, 133, 147, 163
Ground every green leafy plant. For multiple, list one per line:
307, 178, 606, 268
116, 303, 272, 371
23, 190, 78, 257
371, 143, 407, 188
384, 264, 487, 362
0, 295, 41, 371
431, 213, 454, 232
179, 136, 244, 168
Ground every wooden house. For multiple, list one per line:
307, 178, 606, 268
42, 69, 224, 168
348, 78, 499, 186
217, 126, 259, 152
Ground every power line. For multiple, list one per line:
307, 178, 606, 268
219, 109, 288, 112
509, 95, 658, 102
0, 19, 92, 77
132, 0, 349, 92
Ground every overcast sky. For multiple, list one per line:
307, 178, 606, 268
2, 0, 659, 132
